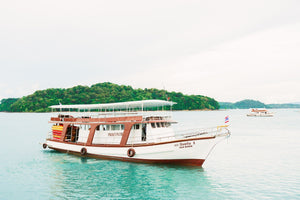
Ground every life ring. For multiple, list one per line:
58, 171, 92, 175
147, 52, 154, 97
42, 143, 47, 149
127, 148, 135, 157
80, 147, 87, 155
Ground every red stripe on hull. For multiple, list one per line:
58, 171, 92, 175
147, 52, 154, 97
48, 147, 205, 167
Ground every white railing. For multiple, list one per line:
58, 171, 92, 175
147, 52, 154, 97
127, 125, 230, 144
47, 131, 53, 140
51, 110, 173, 120
175, 125, 230, 139
47, 125, 230, 145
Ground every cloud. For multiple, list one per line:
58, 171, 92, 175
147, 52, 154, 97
120, 23, 300, 103
1, 0, 300, 103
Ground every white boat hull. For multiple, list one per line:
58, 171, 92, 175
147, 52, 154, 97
46, 135, 227, 166
247, 113, 274, 117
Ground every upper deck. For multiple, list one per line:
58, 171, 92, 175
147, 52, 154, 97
49, 100, 176, 124
50, 99, 176, 111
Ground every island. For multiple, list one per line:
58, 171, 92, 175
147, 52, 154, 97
219, 99, 300, 109
0, 82, 219, 112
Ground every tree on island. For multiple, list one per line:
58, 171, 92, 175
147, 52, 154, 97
234, 99, 266, 109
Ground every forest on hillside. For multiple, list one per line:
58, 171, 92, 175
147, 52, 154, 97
0, 82, 219, 112
219, 99, 266, 109
219, 99, 300, 109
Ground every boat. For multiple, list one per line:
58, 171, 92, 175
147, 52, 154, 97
43, 100, 230, 166
247, 108, 274, 117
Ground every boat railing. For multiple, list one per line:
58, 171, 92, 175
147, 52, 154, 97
47, 131, 53, 140
173, 125, 229, 140
51, 110, 173, 119
129, 125, 230, 144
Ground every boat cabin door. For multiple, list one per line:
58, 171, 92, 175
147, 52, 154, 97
142, 123, 147, 141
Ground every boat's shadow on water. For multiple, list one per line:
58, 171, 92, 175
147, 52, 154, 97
41, 147, 220, 199
140, 162, 205, 171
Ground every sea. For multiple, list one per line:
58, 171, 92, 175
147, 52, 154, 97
0, 109, 299, 200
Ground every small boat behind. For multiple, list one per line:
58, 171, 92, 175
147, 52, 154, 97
42, 100, 230, 166
247, 108, 274, 117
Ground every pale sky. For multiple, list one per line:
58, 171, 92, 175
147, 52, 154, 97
1, 0, 300, 103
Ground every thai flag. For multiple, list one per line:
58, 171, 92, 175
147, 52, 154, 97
225, 116, 229, 123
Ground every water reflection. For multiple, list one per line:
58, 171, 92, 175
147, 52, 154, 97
80, 157, 88, 163
45, 151, 216, 199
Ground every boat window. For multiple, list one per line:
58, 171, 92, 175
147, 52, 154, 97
121, 124, 125, 130
134, 124, 140, 129
96, 125, 100, 131
166, 122, 171, 127
111, 125, 114, 130
151, 123, 156, 128
111, 124, 120, 131
156, 122, 161, 128
161, 122, 165, 127
103, 125, 110, 131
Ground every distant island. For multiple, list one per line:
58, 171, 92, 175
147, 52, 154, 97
0, 82, 219, 112
219, 99, 300, 109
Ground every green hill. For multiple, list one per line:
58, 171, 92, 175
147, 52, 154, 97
218, 102, 237, 109
0, 82, 219, 112
0, 98, 19, 112
234, 99, 266, 109
267, 103, 300, 109
219, 99, 266, 109
219, 99, 300, 109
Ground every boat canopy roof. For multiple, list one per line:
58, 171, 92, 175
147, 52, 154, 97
50, 100, 176, 110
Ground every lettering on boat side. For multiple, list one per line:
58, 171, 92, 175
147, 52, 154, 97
108, 132, 123, 136
175, 141, 195, 149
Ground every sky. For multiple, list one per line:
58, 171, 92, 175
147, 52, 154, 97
1, 0, 300, 104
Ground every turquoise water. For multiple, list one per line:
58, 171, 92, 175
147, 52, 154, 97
0, 110, 300, 199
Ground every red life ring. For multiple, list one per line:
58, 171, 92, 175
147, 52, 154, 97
80, 147, 87, 155
127, 148, 135, 157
